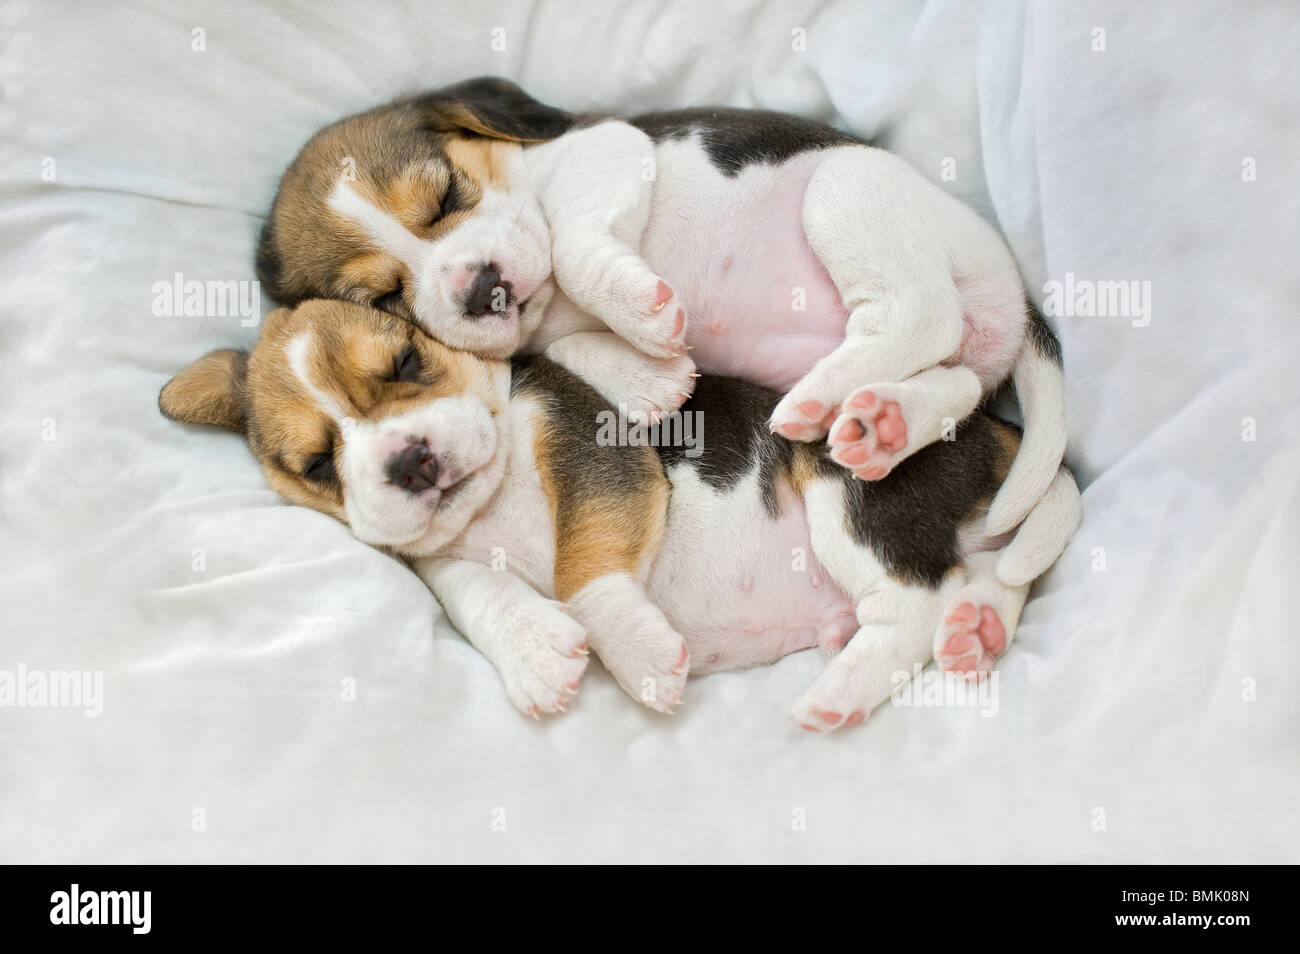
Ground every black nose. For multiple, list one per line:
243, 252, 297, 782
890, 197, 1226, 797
464, 265, 513, 317
384, 442, 439, 492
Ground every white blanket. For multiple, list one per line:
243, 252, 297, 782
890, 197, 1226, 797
2, 0, 1297, 862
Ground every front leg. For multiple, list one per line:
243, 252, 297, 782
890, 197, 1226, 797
528, 410, 687, 712
544, 331, 696, 424
528, 121, 687, 358
414, 557, 589, 718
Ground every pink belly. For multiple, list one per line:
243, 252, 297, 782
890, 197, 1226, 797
647, 482, 857, 674
642, 164, 850, 392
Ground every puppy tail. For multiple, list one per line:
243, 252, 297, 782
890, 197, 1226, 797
995, 467, 1082, 587
984, 305, 1068, 535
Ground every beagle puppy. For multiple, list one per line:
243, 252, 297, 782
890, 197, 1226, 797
256, 77, 1068, 541
159, 300, 1079, 730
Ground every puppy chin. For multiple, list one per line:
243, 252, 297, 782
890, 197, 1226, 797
389, 443, 508, 558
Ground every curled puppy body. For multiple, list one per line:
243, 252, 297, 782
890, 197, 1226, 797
160, 301, 1080, 730
256, 77, 1068, 540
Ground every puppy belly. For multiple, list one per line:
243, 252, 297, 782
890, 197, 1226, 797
646, 472, 856, 673
641, 153, 850, 392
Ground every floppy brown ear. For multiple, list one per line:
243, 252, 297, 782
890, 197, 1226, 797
159, 348, 249, 432
415, 76, 573, 142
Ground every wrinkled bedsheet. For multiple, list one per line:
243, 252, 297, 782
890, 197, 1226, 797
1, 0, 1297, 862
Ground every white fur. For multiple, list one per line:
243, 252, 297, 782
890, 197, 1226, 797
414, 556, 588, 717
525, 122, 686, 358
985, 346, 1071, 534
566, 573, 688, 713
995, 468, 1083, 587
542, 330, 695, 423
327, 175, 553, 358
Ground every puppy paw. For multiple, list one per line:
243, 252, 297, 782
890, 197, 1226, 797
934, 590, 1007, 678
770, 394, 841, 443
593, 609, 690, 714
788, 657, 876, 734
826, 386, 909, 480
497, 602, 590, 718
788, 693, 868, 734
605, 274, 689, 360
619, 351, 698, 426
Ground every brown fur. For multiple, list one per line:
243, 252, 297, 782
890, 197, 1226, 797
444, 136, 516, 191
506, 357, 671, 602
159, 349, 247, 432
534, 412, 669, 601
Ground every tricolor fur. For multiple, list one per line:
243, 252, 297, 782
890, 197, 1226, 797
161, 300, 1080, 730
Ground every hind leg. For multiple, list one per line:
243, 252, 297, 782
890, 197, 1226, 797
790, 475, 961, 731
770, 147, 966, 440
826, 365, 982, 480
934, 549, 1030, 676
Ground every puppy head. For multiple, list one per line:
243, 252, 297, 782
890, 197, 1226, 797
160, 300, 512, 557
257, 77, 572, 360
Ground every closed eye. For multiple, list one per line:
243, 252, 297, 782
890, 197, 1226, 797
390, 345, 423, 383
430, 176, 460, 226
303, 451, 337, 484
373, 282, 405, 314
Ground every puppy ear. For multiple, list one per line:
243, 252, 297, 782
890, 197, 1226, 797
159, 348, 249, 432
416, 76, 572, 142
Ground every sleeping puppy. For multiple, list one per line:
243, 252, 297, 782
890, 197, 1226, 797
159, 300, 1080, 731
255, 77, 1067, 559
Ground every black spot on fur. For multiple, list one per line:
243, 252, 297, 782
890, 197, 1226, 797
414, 77, 575, 142
655, 375, 794, 517
1026, 300, 1063, 366
818, 416, 1019, 587
630, 108, 866, 177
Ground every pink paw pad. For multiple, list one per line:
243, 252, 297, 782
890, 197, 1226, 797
828, 392, 910, 481
978, 606, 1006, 655
937, 601, 1007, 675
